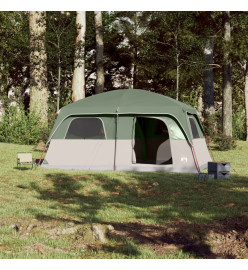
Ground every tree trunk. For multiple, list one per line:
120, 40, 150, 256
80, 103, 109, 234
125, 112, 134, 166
133, 12, 138, 89
72, 11, 86, 102
133, 46, 138, 89
203, 37, 215, 115
176, 55, 180, 101
244, 63, 248, 141
175, 31, 180, 101
29, 11, 48, 125
56, 36, 61, 112
94, 11, 105, 94
222, 11, 232, 137
57, 61, 61, 112
197, 90, 203, 120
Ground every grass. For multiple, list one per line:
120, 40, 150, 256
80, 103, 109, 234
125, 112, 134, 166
0, 141, 248, 258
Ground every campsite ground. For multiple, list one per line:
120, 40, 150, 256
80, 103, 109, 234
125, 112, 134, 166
0, 142, 248, 259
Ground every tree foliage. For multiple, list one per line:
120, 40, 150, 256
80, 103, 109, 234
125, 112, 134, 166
1, 11, 248, 142
0, 12, 29, 104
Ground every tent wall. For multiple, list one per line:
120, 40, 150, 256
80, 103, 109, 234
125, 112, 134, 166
192, 138, 212, 171
44, 139, 115, 170
43, 113, 210, 173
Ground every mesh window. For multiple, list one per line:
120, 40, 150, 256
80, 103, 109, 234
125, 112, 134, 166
189, 118, 200, 139
65, 118, 105, 139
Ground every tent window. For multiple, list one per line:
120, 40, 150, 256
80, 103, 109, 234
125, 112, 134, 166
189, 117, 200, 139
65, 118, 106, 139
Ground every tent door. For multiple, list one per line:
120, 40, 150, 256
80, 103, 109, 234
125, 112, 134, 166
132, 116, 173, 165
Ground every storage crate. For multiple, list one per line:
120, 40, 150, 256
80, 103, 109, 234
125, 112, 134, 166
210, 171, 230, 180
208, 162, 230, 179
208, 162, 230, 172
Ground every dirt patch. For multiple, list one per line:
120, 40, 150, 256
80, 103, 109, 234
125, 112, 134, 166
25, 242, 52, 254
107, 216, 248, 258
2, 216, 248, 258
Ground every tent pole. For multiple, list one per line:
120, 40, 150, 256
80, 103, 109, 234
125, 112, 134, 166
191, 145, 201, 173
113, 108, 119, 171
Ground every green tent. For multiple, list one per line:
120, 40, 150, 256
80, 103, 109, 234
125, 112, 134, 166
42, 89, 211, 173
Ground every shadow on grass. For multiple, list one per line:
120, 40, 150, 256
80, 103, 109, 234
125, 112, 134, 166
29, 173, 103, 223
14, 166, 33, 171
28, 171, 248, 258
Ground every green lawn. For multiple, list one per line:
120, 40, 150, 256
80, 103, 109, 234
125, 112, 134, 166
0, 142, 248, 258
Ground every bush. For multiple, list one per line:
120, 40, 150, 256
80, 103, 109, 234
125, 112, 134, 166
203, 110, 237, 151
0, 104, 50, 145
214, 132, 237, 151
202, 112, 219, 141
232, 106, 246, 140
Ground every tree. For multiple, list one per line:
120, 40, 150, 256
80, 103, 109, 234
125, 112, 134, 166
115, 12, 150, 89
0, 12, 29, 107
231, 11, 248, 141
203, 37, 215, 114
29, 11, 48, 124
139, 12, 204, 101
101, 11, 134, 90
193, 12, 220, 116
72, 11, 86, 102
222, 11, 232, 137
243, 64, 248, 141
94, 11, 105, 94
46, 11, 76, 111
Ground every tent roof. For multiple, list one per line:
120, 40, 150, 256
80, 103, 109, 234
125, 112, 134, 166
60, 89, 196, 115
48, 89, 202, 144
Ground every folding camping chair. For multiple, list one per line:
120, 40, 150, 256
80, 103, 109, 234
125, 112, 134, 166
17, 152, 35, 170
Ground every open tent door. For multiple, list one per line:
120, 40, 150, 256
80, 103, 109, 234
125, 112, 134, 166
133, 117, 173, 165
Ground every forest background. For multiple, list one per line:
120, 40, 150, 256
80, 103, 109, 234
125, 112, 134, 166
0, 8, 247, 147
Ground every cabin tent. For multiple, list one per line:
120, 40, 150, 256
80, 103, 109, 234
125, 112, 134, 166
42, 89, 212, 173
